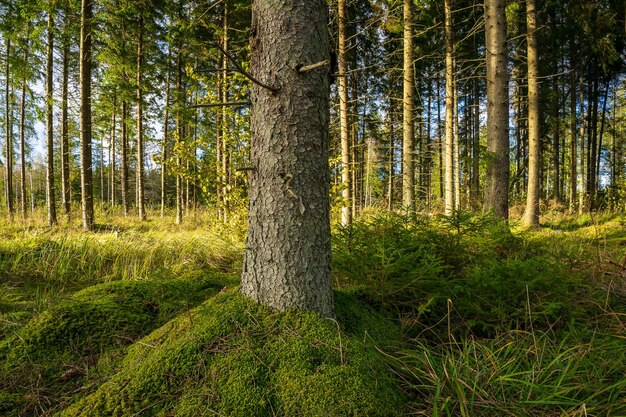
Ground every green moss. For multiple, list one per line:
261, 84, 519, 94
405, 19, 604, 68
61, 289, 404, 417
0, 271, 234, 416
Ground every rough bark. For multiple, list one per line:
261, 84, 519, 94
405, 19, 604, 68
402, 0, 415, 212
523, 0, 540, 227
80, 0, 94, 230
241, 0, 334, 317
338, 0, 351, 226
110, 95, 116, 207
483, 0, 509, 219
46, 12, 57, 227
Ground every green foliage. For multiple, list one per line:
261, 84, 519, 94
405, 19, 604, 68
60, 289, 403, 417
333, 211, 589, 337
388, 330, 626, 416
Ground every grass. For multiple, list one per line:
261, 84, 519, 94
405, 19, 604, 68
0, 206, 624, 416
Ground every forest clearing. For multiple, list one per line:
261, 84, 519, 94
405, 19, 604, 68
1, 0, 625, 415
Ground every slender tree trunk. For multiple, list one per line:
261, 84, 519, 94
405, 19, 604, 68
80, 0, 94, 230
121, 100, 129, 216
578, 76, 586, 213
5, 37, 13, 219
136, 17, 146, 221
61, 27, 71, 216
241, 0, 334, 317
444, 0, 455, 215
161, 47, 171, 216
437, 74, 444, 200
569, 62, 577, 212
175, 49, 183, 225
523, 0, 540, 227
472, 77, 480, 209
453, 70, 461, 211
100, 136, 105, 203
110, 95, 116, 207
221, 5, 230, 223
595, 79, 609, 196
46, 12, 57, 227
19, 44, 28, 220
484, 0, 510, 219
338, 0, 351, 225
402, 0, 415, 213
387, 95, 394, 210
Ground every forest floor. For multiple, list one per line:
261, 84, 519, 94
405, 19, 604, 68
0, 207, 624, 416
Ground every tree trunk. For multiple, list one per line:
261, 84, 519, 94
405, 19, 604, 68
483, 0, 509, 219
175, 49, 183, 225
61, 26, 71, 216
80, 0, 94, 230
19, 43, 28, 220
136, 17, 146, 221
453, 68, 461, 211
241, 0, 334, 317
569, 62, 577, 212
121, 100, 129, 216
523, 0, 540, 227
5, 37, 13, 219
578, 75, 586, 213
444, 0, 455, 215
221, 6, 230, 222
161, 46, 171, 216
402, 0, 415, 213
338, 0, 351, 226
110, 95, 116, 207
46, 11, 57, 227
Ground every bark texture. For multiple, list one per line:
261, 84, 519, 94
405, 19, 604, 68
46, 12, 57, 227
241, 0, 334, 317
402, 0, 415, 212
523, 0, 540, 227
444, 0, 455, 215
80, 0, 94, 230
338, 0, 351, 226
61, 31, 70, 216
483, 0, 509, 219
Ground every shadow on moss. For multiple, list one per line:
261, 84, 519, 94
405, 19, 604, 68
60, 289, 404, 417
0, 271, 235, 416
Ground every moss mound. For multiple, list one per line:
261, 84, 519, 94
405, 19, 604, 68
61, 290, 403, 417
0, 271, 234, 416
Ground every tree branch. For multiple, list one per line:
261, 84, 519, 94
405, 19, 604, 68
189, 101, 251, 108
213, 42, 278, 94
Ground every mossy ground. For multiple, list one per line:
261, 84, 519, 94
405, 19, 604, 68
0, 207, 624, 416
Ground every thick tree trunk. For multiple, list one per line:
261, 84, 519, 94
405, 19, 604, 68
523, 0, 540, 227
338, 0, 351, 226
80, 0, 94, 230
402, 0, 415, 213
483, 0, 509, 219
46, 12, 57, 227
444, 0, 455, 215
61, 29, 71, 216
5, 37, 13, 219
241, 0, 334, 317
136, 18, 146, 221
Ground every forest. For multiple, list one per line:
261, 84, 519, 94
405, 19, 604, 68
0, 0, 625, 415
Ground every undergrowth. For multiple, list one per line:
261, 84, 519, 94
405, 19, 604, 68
0, 208, 624, 416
